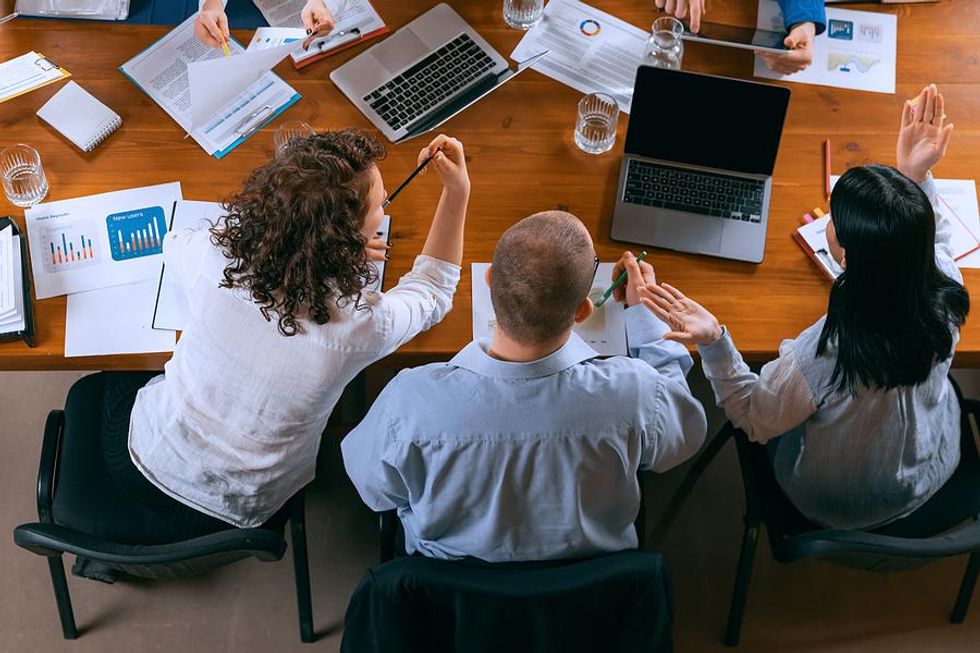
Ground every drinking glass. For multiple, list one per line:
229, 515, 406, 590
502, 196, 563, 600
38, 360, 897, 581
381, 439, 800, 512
503, 0, 544, 30
273, 121, 315, 156
1, 144, 48, 208
574, 93, 619, 155
643, 17, 685, 70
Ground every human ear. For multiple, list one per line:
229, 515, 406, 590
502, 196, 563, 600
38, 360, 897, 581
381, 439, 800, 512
573, 296, 593, 324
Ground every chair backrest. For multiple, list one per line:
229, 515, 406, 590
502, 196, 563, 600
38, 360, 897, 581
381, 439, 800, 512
341, 550, 673, 653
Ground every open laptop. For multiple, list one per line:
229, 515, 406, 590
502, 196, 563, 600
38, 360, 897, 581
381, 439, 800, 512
610, 66, 791, 263
331, 3, 546, 143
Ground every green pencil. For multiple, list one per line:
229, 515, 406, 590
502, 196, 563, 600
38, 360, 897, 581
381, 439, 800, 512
594, 251, 648, 308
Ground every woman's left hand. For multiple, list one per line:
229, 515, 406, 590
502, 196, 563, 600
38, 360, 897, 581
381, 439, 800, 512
301, 0, 336, 47
638, 283, 722, 345
365, 235, 389, 262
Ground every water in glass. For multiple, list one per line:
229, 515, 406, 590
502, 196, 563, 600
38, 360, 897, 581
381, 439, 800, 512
574, 93, 619, 155
644, 17, 685, 70
503, 0, 544, 30
1, 144, 48, 208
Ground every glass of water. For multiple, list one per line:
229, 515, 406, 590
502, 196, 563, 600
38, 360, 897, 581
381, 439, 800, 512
1, 144, 48, 208
643, 17, 685, 70
273, 121, 315, 157
503, 0, 544, 30
574, 93, 619, 155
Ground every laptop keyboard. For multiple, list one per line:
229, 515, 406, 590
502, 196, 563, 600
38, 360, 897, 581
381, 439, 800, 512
362, 33, 496, 132
623, 160, 765, 223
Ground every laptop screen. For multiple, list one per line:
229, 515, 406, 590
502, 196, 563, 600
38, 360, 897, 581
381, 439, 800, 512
624, 67, 790, 176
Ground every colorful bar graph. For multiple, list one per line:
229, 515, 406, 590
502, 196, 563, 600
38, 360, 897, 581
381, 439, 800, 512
41, 224, 99, 273
107, 205, 167, 262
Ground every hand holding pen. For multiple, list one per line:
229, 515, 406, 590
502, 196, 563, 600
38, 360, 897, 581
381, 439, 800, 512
603, 251, 650, 307
301, 0, 336, 49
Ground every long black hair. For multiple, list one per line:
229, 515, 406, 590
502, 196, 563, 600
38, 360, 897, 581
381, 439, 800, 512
817, 164, 969, 393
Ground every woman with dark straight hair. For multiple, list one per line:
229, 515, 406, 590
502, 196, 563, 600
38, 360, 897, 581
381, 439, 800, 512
639, 85, 970, 530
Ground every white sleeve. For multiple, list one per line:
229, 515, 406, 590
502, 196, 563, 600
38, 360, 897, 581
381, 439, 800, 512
376, 255, 461, 356
919, 174, 963, 284
199, 0, 229, 9
697, 328, 818, 444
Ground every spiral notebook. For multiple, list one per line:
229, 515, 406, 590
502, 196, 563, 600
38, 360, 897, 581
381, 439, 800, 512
37, 81, 122, 151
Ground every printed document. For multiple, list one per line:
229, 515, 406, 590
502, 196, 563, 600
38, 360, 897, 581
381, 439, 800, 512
25, 183, 183, 299
510, 0, 649, 113
119, 15, 300, 157
472, 262, 627, 356
0, 225, 14, 315
754, 1, 897, 94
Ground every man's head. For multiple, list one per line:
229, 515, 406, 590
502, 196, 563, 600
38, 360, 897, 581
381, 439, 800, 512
489, 211, 597, 345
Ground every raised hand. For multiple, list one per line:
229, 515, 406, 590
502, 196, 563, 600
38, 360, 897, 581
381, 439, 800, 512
638, 283, 722, 345
897, 84, 954, 183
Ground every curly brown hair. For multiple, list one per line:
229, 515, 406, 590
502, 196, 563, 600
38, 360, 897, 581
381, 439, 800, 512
210, 129, 386, 336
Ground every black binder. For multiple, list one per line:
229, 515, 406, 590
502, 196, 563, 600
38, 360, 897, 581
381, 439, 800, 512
0, 217, 37, 348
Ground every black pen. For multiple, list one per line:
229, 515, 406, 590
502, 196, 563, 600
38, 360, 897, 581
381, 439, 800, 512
382, 155, 435, 209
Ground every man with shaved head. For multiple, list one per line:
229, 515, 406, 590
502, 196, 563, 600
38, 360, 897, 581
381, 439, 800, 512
342, 211, 706, 562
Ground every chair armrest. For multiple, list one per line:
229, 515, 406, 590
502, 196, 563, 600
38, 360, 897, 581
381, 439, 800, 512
783, 518, 980, 563
36, 410, 64, 524
13, 522, 287, 565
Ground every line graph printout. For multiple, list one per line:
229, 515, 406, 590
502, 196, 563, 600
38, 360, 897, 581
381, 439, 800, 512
753, 1, 896, 94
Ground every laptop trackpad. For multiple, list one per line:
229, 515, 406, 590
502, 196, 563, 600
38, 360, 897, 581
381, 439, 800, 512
656, 213, 724, 254
372, 32, 430, 74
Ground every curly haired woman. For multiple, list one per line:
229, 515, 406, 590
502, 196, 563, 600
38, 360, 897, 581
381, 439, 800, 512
100, 131, 469, 539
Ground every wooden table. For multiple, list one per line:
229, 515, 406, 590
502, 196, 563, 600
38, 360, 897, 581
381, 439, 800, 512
1, 1, 978, 370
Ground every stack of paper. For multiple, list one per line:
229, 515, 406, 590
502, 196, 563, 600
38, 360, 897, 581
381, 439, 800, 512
0, 225, 27, 337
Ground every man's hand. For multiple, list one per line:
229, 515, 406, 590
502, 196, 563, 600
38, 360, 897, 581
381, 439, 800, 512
611, 251, 656, 306
759, 22, 815, 75
194, 0, 229, 48
897, 84, 954, 183
655, 0, 705, 33
638, 283, 722, 345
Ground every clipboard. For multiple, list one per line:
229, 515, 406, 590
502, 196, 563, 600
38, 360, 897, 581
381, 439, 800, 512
0, 217, 37, 347
292, 24, 389, 70
0, 51, 71, 104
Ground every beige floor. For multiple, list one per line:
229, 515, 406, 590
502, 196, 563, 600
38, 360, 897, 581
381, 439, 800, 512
1, 369, 978, 653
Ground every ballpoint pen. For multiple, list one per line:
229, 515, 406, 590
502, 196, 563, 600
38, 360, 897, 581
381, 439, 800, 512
594, 251, 648, 308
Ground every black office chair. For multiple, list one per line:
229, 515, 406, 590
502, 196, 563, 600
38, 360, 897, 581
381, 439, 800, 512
11, 373, 315, 643
722, 399, 980, 646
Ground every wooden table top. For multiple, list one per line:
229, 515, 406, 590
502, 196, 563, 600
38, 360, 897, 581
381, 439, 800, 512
1, 1, 978, 370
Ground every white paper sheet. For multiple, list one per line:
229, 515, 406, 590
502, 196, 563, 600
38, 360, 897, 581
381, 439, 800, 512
510, 0, 649, 114
0, 225, 13, 315
471, 262, 628, 356
754, 1, 896, 94
66, 280, 176, 357
119, 15, 299, 157
0, 51, 69, 103
25, 183, 183, 299
830, 175, 980, 268
188, 39, 300, 129
0, 235, 26, 334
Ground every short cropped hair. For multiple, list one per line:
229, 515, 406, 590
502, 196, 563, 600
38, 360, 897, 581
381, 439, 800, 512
490, 211, 596, 344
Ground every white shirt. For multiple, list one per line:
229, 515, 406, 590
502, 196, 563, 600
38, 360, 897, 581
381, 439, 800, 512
129, 226, 460, 527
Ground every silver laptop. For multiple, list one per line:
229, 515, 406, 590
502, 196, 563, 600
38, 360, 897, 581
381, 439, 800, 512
330, 3, 545, 143
610, 66, 791, 263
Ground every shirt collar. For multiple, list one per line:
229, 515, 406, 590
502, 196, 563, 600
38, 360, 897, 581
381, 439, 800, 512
449, 332, 600, 379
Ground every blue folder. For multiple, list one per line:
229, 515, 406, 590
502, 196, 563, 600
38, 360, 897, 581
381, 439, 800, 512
22, 0, 268, 29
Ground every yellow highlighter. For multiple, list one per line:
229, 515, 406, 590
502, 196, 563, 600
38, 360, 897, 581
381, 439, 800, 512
221, 39, 232, 58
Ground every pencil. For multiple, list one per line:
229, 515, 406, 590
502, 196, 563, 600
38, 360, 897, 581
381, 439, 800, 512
594, 251, 648, 308
382, 155, 435, 209
221, 39, 232, 58
824, 139, 831, 201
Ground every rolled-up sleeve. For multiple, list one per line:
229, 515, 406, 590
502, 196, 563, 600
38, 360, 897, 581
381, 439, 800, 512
626, 305, 693, 386
698, 328, 817, 444
778, 0, 826, 35
377, 255, 461, 356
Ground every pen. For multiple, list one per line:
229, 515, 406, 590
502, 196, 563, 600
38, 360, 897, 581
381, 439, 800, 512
221, 39, 232, 58
382, 155, 435, 209
594, 251, 648, 308
823, 139, 831, 201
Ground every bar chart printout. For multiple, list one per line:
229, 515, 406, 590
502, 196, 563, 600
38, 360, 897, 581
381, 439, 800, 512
106, 206, 168, 261
41, 223, 100, 273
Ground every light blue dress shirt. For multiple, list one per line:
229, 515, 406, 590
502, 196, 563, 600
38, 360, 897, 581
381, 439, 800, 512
342, 306, 707, 562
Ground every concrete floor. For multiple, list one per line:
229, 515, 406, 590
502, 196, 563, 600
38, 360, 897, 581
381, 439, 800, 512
1, 369, 979, 652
